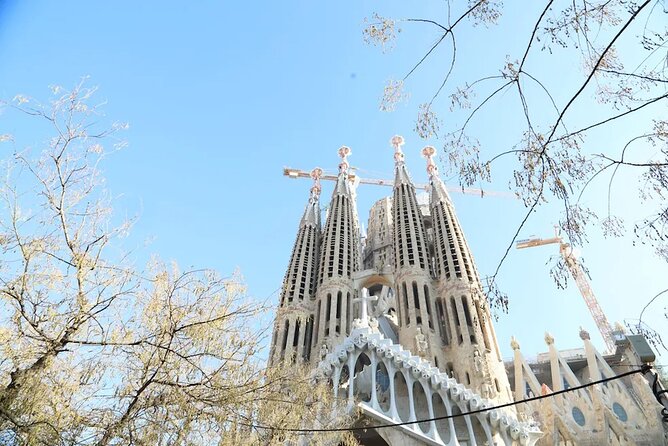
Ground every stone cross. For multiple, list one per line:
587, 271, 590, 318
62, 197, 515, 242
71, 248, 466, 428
353, 288, 377, 326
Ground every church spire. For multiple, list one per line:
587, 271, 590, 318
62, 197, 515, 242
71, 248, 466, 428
389, 136, 442, 365
424, 146, 510, 403
312, 147, 361, 354
423, 146, 479, 284
269, 168, 322, 365
391, 135, 429, 271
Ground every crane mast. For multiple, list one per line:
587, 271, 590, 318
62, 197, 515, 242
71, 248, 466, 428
516, 235, 616, 353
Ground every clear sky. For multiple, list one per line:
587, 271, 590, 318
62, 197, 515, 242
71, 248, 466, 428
1, 1, 666, 360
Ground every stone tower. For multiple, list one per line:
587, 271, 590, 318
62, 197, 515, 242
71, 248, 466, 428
388, 136, 442, 367
422, 145, 511, 403
267, 137, 666, 445
268, 168, 322, 366
312, 146, 361, 357
271, 138, 512, 402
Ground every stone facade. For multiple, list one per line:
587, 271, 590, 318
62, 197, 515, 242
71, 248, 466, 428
268, 137, 667, 445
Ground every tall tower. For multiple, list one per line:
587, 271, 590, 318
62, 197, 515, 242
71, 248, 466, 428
269, 168, 322, 366
423, 146, 511, 402
389, 136, 443, 365
312, 147, 361, 357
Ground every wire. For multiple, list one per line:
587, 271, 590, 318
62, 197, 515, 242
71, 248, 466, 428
245, 364, 649, 434
647, 368, 668, 423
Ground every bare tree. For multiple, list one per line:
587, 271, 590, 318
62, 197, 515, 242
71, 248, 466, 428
363, 1, 668, 337
0, 82, 353, 446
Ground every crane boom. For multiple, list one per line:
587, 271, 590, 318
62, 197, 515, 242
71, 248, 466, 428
283, 167, 512, 197
516, 235, 616, 353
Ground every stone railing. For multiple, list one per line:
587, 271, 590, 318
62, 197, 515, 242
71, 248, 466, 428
314, 326, 542, 445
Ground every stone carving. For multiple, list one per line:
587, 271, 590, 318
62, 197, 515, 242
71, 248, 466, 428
319, 342, 329, 360
414, 327, 428, 357
473, 348, 484, 375
374, 288, 393, 317
579, 326, 590, 341
510, 336, 521, 351
544, 332, 554, 346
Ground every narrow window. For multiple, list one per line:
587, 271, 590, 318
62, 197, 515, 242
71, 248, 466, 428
402, 282, 410, 325
326, 294, 332, 322
314, 301, 321, 345
281, 320, 290, 355
293, 319, 300, 348
412, 281, 421, 325
424, 285, 434, 329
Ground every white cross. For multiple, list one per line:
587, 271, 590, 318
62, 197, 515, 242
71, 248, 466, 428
353, 287, 377, 326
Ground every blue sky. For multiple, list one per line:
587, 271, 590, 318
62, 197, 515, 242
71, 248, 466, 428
1, 1, 666, 360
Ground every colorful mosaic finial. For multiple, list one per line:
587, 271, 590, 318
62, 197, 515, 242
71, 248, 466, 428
338, 146, 351, 173
391, 135, 405, 163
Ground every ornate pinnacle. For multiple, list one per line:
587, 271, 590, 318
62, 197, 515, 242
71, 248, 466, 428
422, 146, 438, 178
338, 146, 351, 173
390, 135, 405, 163
510, 336, 521, 351
309, 167, 323, 197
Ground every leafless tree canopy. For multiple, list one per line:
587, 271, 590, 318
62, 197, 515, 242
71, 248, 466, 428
364, 0, 668, 335
0, 84, 353, 446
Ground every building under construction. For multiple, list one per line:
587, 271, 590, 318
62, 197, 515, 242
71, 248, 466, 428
268, 136, 667, 445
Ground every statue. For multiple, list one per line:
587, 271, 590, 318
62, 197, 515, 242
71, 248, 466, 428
579, 326, 590, 341
544, 332, 554, 346
414, 327, 428, 357
481, 382, 494, 399
319, 342, 329, 360
473, 348, 484, 375
369, 317, 379, 332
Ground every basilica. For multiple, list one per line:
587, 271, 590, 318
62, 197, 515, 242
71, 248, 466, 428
268, 136, 667, 445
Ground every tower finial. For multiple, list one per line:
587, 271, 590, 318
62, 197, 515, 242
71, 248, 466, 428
338, 146, 351, 174
391, 135, 405, 163
310, 167, 323, 197
422, 146, 438, 178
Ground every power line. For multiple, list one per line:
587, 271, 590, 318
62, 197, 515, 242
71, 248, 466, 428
246, 364, 650, 434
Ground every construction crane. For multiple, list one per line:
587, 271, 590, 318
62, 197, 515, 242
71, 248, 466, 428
283, 167, 512, 198
516, 231, 616, 353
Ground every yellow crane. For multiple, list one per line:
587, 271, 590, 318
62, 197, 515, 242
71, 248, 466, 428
516, 231, 616, 353
283, 167, 512, 198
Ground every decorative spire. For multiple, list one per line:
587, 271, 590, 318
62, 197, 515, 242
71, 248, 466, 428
334, 146, 353, 196
422, 145, 451, 204
309, 167, 323, 199
391, 135, 405, 163
338, 146, 351, 174
391, 135, 413, 186
422, 145, 438, 178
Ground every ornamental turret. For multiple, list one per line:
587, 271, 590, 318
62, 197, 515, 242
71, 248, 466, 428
312, 147, 361, 357
423, 146, 512, 403
390, 136, 442, 365
269, 168, 322, 366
